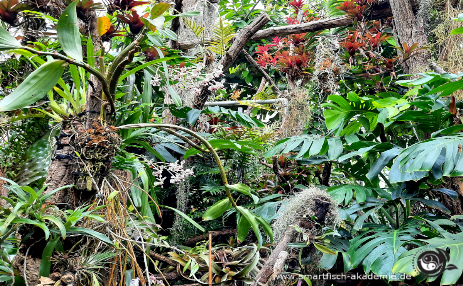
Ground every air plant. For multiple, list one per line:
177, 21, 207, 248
0, 0, 29, 26
168, 243, 266, 285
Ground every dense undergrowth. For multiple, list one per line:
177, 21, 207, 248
1, 0, 463, 285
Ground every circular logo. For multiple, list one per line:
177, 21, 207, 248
415, 249, 449, 277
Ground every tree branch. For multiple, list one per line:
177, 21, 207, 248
242, 49, 281, 96
192, 12, 271, 110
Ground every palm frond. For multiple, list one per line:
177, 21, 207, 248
183, 18, 205, 43
207, 18, 235, 56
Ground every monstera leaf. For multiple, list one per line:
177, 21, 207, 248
389, 135, 463, 183
348, 223, 420, 278
264, 134, 328, 159
393, 218, 463, 285
318, 234, 352, 272
322, 92, 377, 135
328, 185, 391, 205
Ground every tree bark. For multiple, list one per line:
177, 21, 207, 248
389, 0, 430, 73
251, 228, 296, 286
0, 168, 7, 207
177, 3, 418, 50
251, 199, 332, 285
192, 12, 271, 110
42, 8, 102, 206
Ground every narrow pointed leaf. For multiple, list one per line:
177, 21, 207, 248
0, 60, 66, 111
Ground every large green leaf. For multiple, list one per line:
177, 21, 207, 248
0, 60, 66, 112
236, 206, 262, 248
0, 23, 22, 50
202, 198, 232, 221
264, 135, 327, 158
39, 236, 59, 277
322, 94, 376, 134
57, 0, 83, 61
390, 135, 463, 183
349, 223, 419, 278
328, 185, 385, 205
393, 219, 463, 285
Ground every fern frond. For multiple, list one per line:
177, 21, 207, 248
183, 18, 205, 43
207, 18, 235, 56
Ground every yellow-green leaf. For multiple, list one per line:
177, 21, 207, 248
313, 242, 336, 255
151, 2, 171, 19
97, 16, 111, 36
203, 198, 232, 221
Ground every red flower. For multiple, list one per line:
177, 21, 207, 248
255, 44, 275, 55
365, 32, 391, 49
0, 0, 28, 25
286, 17, 298, 25
117, 10, 147, 35
256, 55, 268, 67
289, 0, 304, 12
113, 0, 149, 10
272, 36, 283, 44
288, 33, 307, 46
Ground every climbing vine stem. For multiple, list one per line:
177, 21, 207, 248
117, 123, 238, 208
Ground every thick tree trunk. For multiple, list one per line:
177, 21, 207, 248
389, 0, 430, 73
42, 8, 102, 206
162, 0, 219, 124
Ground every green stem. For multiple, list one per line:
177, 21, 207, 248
107, 29, 146, 85
406, 199, 411, 218
395, 204, 400, 229
380, 208, 396, 229
0, 224, 19, 246
379, 172, 392, 188
117, 123, 237, 208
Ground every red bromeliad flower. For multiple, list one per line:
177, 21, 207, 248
289, 0, 304, 12
288, 33, 307, 46
255, 44, 275, 55
336, 0, 367, 20
272, 36, 283, 45
340, 32, 365, 56
365, 32, 391, 49
286, 16, 298, 25
117, 10, 147, 35
113, 0, 149, 10
256, 55, 267, 67
101, 24, 125, 41
0, 0, 28, 25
